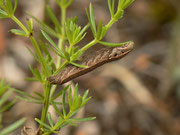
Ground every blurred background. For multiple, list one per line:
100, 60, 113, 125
0, 0, 180, 135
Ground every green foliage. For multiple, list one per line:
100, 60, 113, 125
46, 5, 62, 34
0, 79, 9, 96
0, 118, 26, 135
35, 84, 94, 134
28, 12, 60, 38
0, 80, 25, 135
118, 0, 134, 10
55, 0, 73, 8
10, 29, 27, 37
99, 40, 132, 47
0, 0, 17, 18
65, 18, 89, 48
41, 30, 65, 58
0, 0, 135, 134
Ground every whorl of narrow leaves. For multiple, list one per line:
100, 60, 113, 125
0, 0, 17, 18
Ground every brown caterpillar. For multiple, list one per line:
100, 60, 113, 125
48, 41, 134, 84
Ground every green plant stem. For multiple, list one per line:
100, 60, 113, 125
29, 37, 50, 76
40, 83, 51, 129
106, 18, 115, 30
11, 16, 29, 35
57, 6, 66, 66
53, 60, 68, 76
11, 16, 50, 77
72, 39, 97, 60
11, 16, 51, 132
48, 6, 67, 118
102, 18, 116, 36
51, 111, 72, 132
39, 6, 68, 131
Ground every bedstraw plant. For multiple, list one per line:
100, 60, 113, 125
0, 0, 134, 134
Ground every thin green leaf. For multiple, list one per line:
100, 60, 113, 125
0, 9, 8, 16
74, 32, 86, 46
39, 41, 51, 57
16, 96, 43, 104
13, 0, 18, 13
47, 112, 54, 127
108, 0, 112, 16
70, 117, 96, 122
82, 90, 89, 101
79, 24, 89, 36
71, 50, 83, 61
74, 84, 78, 98
81, 97, 91, 107
111, 0, 115, 17
44, 55, 53, 74
66, 120, 78, 126
96, 21, 103, 40
0, 99, 16, 113
0, 118, 26, 135
0, 91, 11, 107
71, 96, 82, 111
41, 30, 65, 58
42, 129, 51, 134
40, 41, 56, 72
99, 41, 132, 47
43, 128, 58, 134
0, 14, 9, 19
5, 0, 13, 14
0, 79, 9, 96
26, 47, 40, 63
108, 0, 115, 17
27, 13, 59, 38
70, 62, 88, 68
73, 23, 89, 45
119, 0, 134, 9
11, 88, 42, 101
71, 46, 79, 55
33, 91, 44, 99
50, 100, 64, 119
64, 52, 70, 61
29, 65, 42, 82
62, 90, 66, 116
58, 121, 69, 129
35, 118, 51, 129
46, 5, 61, 34
10, 29, 27, 37
53, 101, 63, 105
45, 42, 64, 58
89, 3, 96, 37
52, 85, 69, 100
68, 86, 72, 108
101, 27, 108, 38
27, 18, 33, 32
